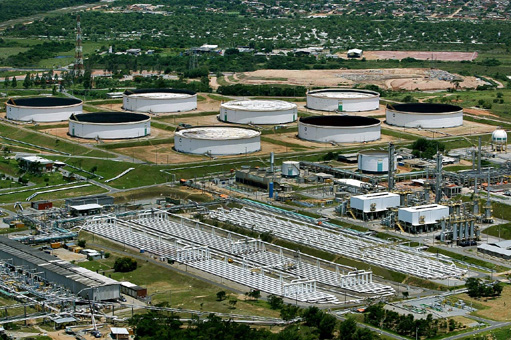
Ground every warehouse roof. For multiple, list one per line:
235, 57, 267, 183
69, 204, 103, 211
400, 204, 447, 212
478, 240, 511, 257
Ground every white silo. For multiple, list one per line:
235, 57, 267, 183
358, 150, 397, 174
281, 161, 300, 177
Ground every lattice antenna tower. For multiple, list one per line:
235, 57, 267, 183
74, 15, 84, 77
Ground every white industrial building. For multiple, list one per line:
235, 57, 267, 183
69, 112, 151, 139
174, 126, 261, 155
220, 100, 297, 125
386, 103, 463, 129
358, 150, 396, 174
123, 89, 197, 113
298, 116, 381, 143
398, 204, 449, 233
306, 89, 379, 112
6, 97, 83, 122
478, 240, 511, 260
351, 192, 400, 213
281, 161, 300, 177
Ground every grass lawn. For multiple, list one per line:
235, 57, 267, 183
0, 183, 107, 204
78, 231, 280, 317
426, 246, 509, 273
456, 285, 511, 321
482, 223, 511, 240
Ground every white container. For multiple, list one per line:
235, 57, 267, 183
123, 89, 197, 113
298, 115, 381, 143
307, 89, 379, 112
174, 126, 261, 155
220, 100, 297, 125
281, 161, 300, 177
358, 150, 396, 173
69, 112, 150, 139
386, 103, 463, 129
6, 97, 83, 122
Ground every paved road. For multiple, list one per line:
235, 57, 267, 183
443, 321, 511, 340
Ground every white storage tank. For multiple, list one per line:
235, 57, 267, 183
69, 112, 151, 139
306, 89, 380, 112
358, 150, 396, 174
350, 192, 400, 213
298, 115, 381, 143
220, 100, 297, 125
398, 204, 449, 226
174, 126, 261, 156
491, 128, 507, 151
281, 161, 300, 178
123, 89, 197, 113
386, 103, 463, 129
6, 97, 83, 122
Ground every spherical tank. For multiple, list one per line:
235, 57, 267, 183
174, 126, 261, 155
220, 100, 297, 124
306, 89, 380, 112
6, 97, 83, 122
298, 115, 381, 143
386, 103, 463, 128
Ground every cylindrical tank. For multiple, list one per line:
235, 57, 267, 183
358, 150, 397, 174
6, 97, 83, 122
174, 126, 261, 155
281, 161, 300, 177
306, 89, 380, 112
298, 115, 381, 143
69, 112, 151, 139
220, 100, 297, 124
386, 103, 463, 128
123, 89, 197, 113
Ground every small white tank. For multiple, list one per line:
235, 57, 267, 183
492, 128, 507, 152
281, 161, 300, 177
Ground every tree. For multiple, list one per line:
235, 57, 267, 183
3, 76, 8, 89
246, 289, 261, 300
23, 73, 32, 89
339, 317, 357, 340
411, 138, 445, 159
113, 257, 138, 272
267, 294, 284, 309
216, 291, 226, 301
77, 239, 86, 248
228, 298, 237, 309
318, 313, 337, 339
280, 304, 300, 321
11, 77, 17, 88
302, 306, 323, 328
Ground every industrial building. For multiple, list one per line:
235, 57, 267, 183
0, 237, 120, 301
298, 116, 381, 143
235, 167, 279, 190
219, 100, 297, 125
386, 103, 463, 129
120, 281, 147, 298
398, 204, 449, 233
306, 89, 379, 112
350, 192, 400, 220
174, 126, 261, 155
123, 89, 197, 113
69, 112, 151, 139
65, 195, 114, 207
6, 97, 83, 122
16, 155, 54, 172
478, 240, 511, 260
358, 150, 396, 174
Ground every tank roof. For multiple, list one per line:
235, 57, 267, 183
70, 112, 150, 123
124, 88, 196, 96
308, 88, 379, 99
221, 100, 296, 111
388, 103, 462, 113
6, 97, 82, 107
300, 115, 380, 127
176, 126, 260, 140
359, 150, 388, 156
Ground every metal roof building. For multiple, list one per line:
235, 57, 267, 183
478, 240, 511, 260
0, 237, 119, 301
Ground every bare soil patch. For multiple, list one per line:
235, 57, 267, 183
363, 50, 478, 62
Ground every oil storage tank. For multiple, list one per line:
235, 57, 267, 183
386, 103, 463, 128
6, 97, 83, 122
123, 89, 197, 113
298, 116, 381, 143
358, 150, 396, 174
220, 100, 297, 124
69, 112, 150, 139
174, 126, 261, 156
306, 89, 380, 112
281, 161, 300, 177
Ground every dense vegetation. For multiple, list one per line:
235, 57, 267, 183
0, 0, 97, 23
465, 278, 503, 298
411, 138, 446, 160
113, 257, 138, 272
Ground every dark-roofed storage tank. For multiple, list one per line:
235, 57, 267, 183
298, 115, 381, 143
69, 112, 150, 139
386, 103, 463, 128
6, 97, 83, 122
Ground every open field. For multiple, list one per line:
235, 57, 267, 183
362, 50, 478, 62
456, 285, 511, 321
228, 68, 486, 91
